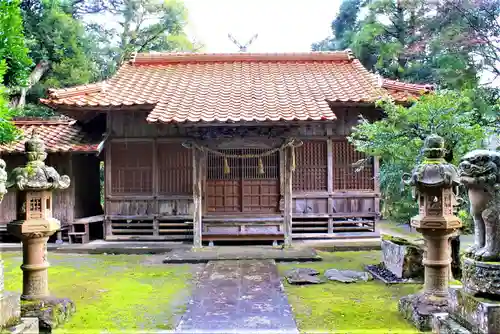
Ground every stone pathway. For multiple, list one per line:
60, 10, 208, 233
175, 260, 298, 333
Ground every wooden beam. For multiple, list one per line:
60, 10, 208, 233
192, 148, 203, 248
283, 146, 293, 247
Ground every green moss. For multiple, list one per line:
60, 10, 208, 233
279, 251, 423, 333
381, 234, 421, 247
2, 252, 193, 332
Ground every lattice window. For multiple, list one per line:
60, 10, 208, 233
207, 149, 278, 180
157, 142, 192, 194
110, 141, 153, 194
29, 198, 42, 212
206, 149, 280, 213
293, 141, 328, 191
332, 140, 374, 190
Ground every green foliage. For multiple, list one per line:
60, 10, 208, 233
0, 0, 32, 87
21, 0, 98, 104
0, 63, 21, 144
0, 0, 30, 142
313, 0, 486, 88
87, 0, 198, 78
348, 92, 490, 223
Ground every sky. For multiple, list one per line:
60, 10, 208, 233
182, 0, 341, 53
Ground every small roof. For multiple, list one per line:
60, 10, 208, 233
0, 118, 100, 154
41, 50, 433, 124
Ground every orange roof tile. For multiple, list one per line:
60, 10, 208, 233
41, 51, 431, 124
0, 118, 99, 154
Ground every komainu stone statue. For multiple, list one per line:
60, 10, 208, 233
459, 149, 500, 261
0, 158, 7, 202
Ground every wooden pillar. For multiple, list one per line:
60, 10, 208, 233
326, 136, 334, 234
373, 156, 381, 227
152, 139, 159, 237
283, 146, 293, 247
192, 148, 203, 248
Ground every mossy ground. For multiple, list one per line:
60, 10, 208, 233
1, 252, 194, 333
278, 251, 424, 333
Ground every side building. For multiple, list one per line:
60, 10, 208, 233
0, 117, 103, 241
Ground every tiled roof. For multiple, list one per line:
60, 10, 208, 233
41, 51, 431, 123
0, 118, 99, 153
381, 79, 434, 101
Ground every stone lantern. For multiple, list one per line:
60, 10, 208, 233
398, 134, 462, 331
6, 129, 70, 300
0, 156, 40, 333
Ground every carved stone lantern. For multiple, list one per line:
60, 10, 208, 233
398, 134, 462, 331
6, 129, 70, 300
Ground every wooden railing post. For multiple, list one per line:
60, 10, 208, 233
192, 148, 203, 248
283, 146, 293, 247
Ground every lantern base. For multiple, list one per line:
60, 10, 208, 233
21, 296, 75, 333
398, 292, 450, 331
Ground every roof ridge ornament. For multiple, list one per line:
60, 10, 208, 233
228, 33, 259, 52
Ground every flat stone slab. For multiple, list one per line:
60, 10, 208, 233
175, 260, 298, 333
324, 269, 372, 283
164, 246, 321, 263
1, 291, 21, 328
6, 317, 39, 334
285, 268, 324, 285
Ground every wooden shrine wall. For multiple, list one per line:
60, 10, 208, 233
104, 107, 381, 220
0, 153, 101, 227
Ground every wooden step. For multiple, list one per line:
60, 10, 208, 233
331, 220, 375, 225
111, 229, 154, 233
112, 223, 153, 227
158, 223, 193, 227
292, 221, 328, 225
68, 232, 87, 236
292, 227, 329, 231
332, 226, 375, 232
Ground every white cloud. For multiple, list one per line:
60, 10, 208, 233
183, 0, 341, 52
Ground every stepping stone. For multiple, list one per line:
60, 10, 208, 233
324, 269, 373, 283
285, 268, 324, 285
175, 260, 298, 333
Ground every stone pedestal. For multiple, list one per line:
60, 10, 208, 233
433, 260, 500, 334
8, 219, 59, 300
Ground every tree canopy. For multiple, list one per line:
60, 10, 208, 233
0, 0, 31, 142
316, 0, 500, 227
4, 0, 199, 118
